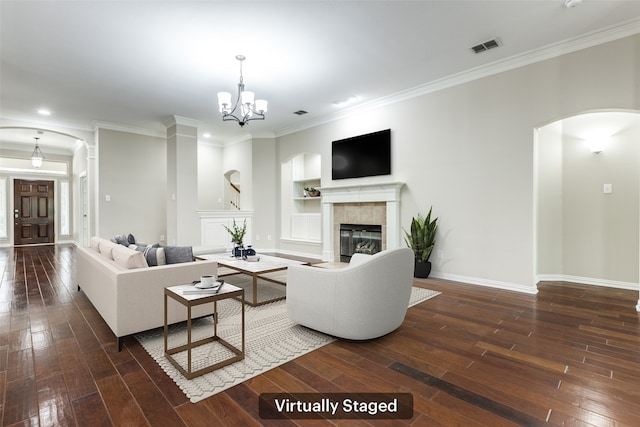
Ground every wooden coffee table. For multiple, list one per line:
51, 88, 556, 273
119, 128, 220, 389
196, 253, 308, 306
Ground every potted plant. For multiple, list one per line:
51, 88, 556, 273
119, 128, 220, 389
304, 187, 321, 197
222, 218, 247, 256
403, 207, 438, 278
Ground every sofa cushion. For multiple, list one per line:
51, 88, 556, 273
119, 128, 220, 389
99, 240, 120, 260
164, 246, 193, 264
112, 245, 149, 269
90, 236, 101, 252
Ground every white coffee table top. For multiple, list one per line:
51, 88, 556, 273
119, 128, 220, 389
166, 282, 242, 301
197, 253, 307, 273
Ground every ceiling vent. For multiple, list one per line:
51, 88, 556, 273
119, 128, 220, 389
293, 110, 308, 116
471, 39, 500, 54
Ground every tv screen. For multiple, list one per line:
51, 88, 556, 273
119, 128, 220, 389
332, 129, 391, 180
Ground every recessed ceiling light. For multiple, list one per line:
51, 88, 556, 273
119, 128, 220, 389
203, 133, 211, 138
564, 0, 582, 8
333, 96, 359, 107
37, 108, 51, 116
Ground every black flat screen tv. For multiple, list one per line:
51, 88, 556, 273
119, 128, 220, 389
332, 129, 391, 180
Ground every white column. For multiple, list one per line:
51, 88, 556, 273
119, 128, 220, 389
165, 116, 200, 246
321, 200, 334, 261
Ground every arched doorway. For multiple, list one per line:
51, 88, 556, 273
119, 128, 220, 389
534, 110, 640, 305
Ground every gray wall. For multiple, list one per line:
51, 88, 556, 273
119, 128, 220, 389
537, 115, 639, 287
275, 34, 640, 292
563, 123, 639, 284
197, 142, 224, 210
97, 128, 167, 244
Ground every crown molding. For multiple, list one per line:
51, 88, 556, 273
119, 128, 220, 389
163, 115, 201, 129
91, 121, 165, 138
276, 18, 640, 138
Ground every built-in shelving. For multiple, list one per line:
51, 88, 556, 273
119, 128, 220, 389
281, 154, 322, 244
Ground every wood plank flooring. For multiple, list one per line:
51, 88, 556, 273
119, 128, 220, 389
1, 244, 639, 426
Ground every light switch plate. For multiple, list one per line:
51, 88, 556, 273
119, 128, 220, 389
603, 184, 612, 194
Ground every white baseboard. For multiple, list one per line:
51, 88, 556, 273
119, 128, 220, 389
271, 248, 323, 260
429, 272, 539, 295
536, 274, 639, 291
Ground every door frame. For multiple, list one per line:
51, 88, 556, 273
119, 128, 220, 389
80, 173, 89, 247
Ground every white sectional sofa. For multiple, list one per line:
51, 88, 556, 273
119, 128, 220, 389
76, 236, 219, 350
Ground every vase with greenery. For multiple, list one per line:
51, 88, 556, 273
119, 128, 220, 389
403, 207, 438, 278
304, 187, 321, 197
222, 218, 247, 256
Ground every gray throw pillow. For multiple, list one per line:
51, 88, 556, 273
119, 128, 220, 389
112, 234, 129, 246
164, 246, 193, 264
132, 244, 166, 266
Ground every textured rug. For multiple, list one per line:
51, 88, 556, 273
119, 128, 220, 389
135, 286, 440, 403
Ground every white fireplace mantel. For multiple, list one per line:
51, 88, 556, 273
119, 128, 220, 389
319, 182, 405, 261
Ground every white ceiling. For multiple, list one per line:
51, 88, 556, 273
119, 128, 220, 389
1, 0, 640, 153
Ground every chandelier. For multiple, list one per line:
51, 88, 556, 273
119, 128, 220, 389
31, 137, 45, 168
217, 55, 268, 127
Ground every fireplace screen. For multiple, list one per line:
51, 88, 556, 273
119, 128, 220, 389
339, 224, 382, 262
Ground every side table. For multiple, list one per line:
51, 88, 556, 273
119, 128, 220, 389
164, 283, 245, 380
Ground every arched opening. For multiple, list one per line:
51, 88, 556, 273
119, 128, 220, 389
534, 110, 640, 298
0, 127, 87, 245
224, 170, 241, 210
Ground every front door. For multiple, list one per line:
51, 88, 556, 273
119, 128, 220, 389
13, 179, 55, 245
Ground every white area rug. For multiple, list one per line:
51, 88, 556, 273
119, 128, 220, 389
135, 287, 440, 403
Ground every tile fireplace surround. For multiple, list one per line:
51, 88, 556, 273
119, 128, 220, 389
319, 182, 405, 262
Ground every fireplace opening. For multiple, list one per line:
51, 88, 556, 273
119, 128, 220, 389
339, 224, 382, 262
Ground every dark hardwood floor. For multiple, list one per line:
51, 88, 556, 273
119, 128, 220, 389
1, 244, 639, 426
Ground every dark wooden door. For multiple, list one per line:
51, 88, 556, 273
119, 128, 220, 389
13, 179, 55, 245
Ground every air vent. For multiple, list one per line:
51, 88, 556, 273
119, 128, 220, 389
471, 38, 500, 54
293, 110, 308, 116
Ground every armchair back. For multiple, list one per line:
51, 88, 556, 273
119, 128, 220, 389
286, 248, 414, 340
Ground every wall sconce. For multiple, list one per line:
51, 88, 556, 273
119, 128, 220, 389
588, 137, 608, 154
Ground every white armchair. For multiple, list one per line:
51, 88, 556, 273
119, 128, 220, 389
286, 248, 414, 340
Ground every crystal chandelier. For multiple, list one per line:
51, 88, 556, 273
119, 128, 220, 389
217, 55, 268, 127
31, 137, 45, 168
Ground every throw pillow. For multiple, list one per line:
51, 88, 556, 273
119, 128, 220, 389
112, 234, 129, 246
164, 246, 193, 264
127, 233, 136, 245
131, 244, 166, 266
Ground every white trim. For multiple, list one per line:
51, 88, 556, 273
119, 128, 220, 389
271, 247, 320, 260
91, 121, 165, 138
431, 272, 538, 295
163, 116, 200, 129
196, 209, 255, 219
279, 238, 322, 246
276, 18, 640, 138
536, 274, 639, 291
319, 182, 405, 261
0, 177, 6, 239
